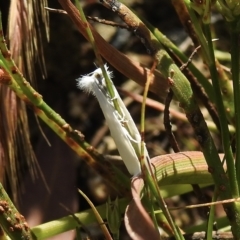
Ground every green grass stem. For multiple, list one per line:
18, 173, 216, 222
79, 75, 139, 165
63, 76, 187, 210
229, 21, 240, 185
203, 24, 238, 197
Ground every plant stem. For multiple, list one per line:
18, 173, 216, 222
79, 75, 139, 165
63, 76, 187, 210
0, 183, 32, 240
230, 22, 240, 185
203, 24, 238, 197
206, 187, 217, 240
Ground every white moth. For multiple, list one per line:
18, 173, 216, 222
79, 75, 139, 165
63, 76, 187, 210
77, 65, 150, 176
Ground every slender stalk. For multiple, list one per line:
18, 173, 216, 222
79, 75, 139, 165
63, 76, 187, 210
146, 174, 185, 240
140, 65, 182, 239
230, 22, 240, 185
183, 0, 238, 198
206, 188, 217, 240
78, 190, 112, 240
203, 24, 238, 197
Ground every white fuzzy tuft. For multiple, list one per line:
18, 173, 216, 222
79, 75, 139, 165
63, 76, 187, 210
76, 65, 113, 96
77, 75, 96, 95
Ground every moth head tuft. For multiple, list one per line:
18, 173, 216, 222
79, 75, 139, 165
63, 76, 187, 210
76, 75, 96, 95
76, 64, 113, 95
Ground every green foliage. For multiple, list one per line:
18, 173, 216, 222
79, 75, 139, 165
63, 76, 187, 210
1, 0, 240, 239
